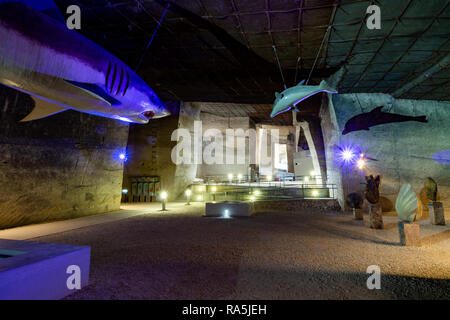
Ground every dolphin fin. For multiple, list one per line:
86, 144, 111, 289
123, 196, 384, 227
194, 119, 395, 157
370, 106, 384, 113
0, 0, 65, 23
297, 80, 306, 86
20, 97, 68, 122
319, 80, 338, 93
64, 80, 121, 106
275, 92, 281, 99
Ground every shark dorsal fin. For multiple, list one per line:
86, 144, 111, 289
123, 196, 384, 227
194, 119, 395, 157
20, 96, 68, 122
297, 80, 306, 86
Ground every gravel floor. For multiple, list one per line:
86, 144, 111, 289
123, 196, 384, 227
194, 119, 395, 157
34, 203, 450, 300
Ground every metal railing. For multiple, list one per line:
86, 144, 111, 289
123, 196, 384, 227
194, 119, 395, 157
188, 183, 338, 201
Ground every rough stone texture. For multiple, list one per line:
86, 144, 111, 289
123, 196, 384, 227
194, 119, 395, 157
353, 208, 363, 220
123, 102, 182, 201
398, 222, 421, 247
253, 198, 341, 213
0, 86, 129, 229
319, 93, 345, 209
197, 112, 254, 178
369, 203, 383, 229
323, 93, 450, 213
429, 202, 446, 226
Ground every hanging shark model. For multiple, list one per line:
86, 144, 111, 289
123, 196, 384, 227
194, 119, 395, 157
270, 80, 337, 118
0, 0, 169, 123
342, 106, 428, 135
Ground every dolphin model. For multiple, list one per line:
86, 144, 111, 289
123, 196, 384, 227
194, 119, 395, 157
270, 80, 337, 118
0, 0, 169, 123
342, 106, 428, 135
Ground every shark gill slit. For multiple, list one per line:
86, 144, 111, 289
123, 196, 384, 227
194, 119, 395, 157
116, 67, 124, 95
123, 71, 130, 96
105, 61, 112, 91
110, 63, 117, 93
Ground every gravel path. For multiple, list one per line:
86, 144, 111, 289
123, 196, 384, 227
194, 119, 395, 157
34, 204, 450, 300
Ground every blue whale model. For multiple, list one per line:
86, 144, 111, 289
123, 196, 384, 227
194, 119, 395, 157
270, 80, 337, 118
0, 0, 169, 123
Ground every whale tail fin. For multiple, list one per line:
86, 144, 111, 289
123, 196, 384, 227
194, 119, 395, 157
414, 115, 428, 123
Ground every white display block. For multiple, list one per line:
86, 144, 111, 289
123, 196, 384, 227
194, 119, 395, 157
0, 239, 90, 300
205, 202, 253, 217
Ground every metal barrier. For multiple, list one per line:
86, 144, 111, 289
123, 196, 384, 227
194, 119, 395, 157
188, 183, 338, 201
202, 174, 326, 184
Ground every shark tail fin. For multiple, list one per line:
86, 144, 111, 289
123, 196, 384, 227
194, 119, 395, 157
415, 115, 428, 123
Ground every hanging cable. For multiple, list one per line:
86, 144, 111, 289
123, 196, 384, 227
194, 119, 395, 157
294, 56, 301, 85
135, 3, 170, 72
272, 45, 287, 90
306, 25, 331, 85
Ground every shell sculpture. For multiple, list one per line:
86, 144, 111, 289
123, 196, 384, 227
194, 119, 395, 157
395, 184, 418, 222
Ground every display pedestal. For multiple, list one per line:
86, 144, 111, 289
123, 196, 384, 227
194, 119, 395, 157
353, 208, 363, 220
398, 222, 421, 247
368, 203, 383, 229
429, 202, 446, 225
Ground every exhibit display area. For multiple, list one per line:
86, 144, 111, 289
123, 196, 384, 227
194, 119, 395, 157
0, 0, 449, 302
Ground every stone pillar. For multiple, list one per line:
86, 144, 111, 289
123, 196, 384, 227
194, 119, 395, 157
429, 202, 446, 225
398, 222, 421, 246
299, 119, 327, 184
173, 102, 201, 200
369, 203, 383, 229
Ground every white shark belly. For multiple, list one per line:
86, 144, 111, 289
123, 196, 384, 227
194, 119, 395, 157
0, 58, 115, 117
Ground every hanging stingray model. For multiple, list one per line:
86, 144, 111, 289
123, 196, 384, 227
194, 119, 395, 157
270, 80, 338, 118
0, 0, 169, 123
342, 106, 428, 135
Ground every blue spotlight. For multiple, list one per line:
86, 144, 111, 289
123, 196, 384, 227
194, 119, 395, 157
340, 147, 356, 163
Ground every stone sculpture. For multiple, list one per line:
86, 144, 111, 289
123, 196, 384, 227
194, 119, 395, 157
346, 192, 364, 220
364, 175, 381, 204
365, 175, 383, 228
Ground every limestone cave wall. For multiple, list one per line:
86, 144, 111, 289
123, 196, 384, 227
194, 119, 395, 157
0, 85, 129, 229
